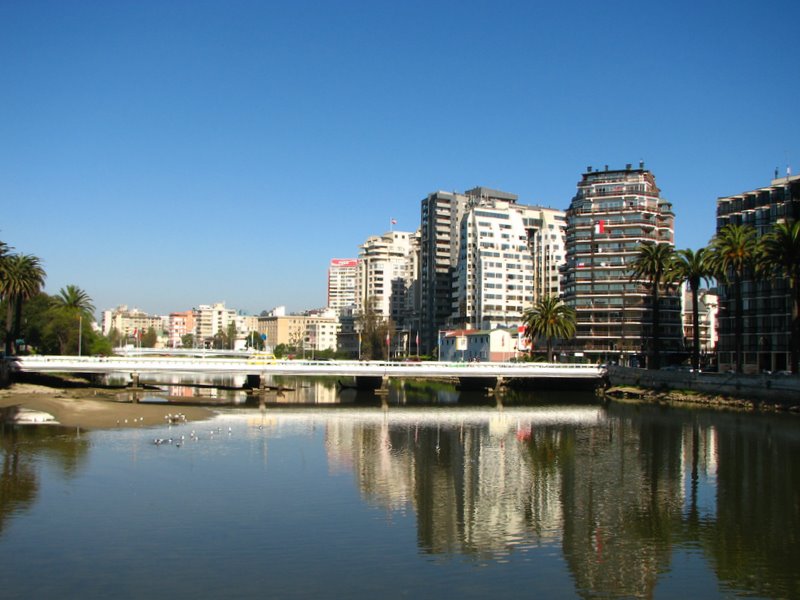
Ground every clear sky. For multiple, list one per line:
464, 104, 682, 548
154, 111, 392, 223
2, 0, 798, 318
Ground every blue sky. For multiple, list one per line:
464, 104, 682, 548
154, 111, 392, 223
2, 0, 798, 317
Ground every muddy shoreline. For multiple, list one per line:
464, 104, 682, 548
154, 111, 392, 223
603, 384, 800, 413
0, 381, 216, 430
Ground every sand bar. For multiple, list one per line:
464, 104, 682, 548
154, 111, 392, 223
0, 383, 215, 430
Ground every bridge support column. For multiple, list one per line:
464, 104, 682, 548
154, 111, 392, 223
130, 372, 140, 389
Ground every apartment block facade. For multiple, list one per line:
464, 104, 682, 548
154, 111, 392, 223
715, 173, 800, 373
562, 164, 682, 365
356, 230, 418, 331
258, 309, 340, 354
101, 305, 166, 344
327, 258, 358, 313
419, 190, 469, 354
452, 191, 566, 330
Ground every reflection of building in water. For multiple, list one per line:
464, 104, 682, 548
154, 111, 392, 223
703, 412, 800, 598
462, 420, 563, 554
327, 416, 565, 557
561, 406, 687, 598
269, 379, 338, 404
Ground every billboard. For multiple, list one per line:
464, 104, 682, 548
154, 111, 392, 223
330, 259, 358, 267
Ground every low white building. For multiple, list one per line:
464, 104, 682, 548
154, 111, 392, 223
438, 328, 519, 362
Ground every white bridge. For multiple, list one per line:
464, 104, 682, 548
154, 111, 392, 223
6, 355, 606, 388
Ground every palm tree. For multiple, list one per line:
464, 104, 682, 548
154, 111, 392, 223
758, 219, 800, 374
0, 253, 46, 355
671, 247, 712, 371
707, 223, 758, 374
629, 242, 675, 369
522, 295, 576, 362
50, 285, 95, 355
51, 284, 95, 316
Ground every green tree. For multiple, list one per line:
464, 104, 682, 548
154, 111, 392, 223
16, 292, 52, 353
246, 331, 265, 351
671, 247, 712, 371
49, 285, 96, 355
107, 327, 123, 349
51, 284, 95, 316
758, 219, 800, 374
140, 327, 158, 348
522, 295, 576, 362
0, 253, 46, 355
181, 333, 196, 348
708, 224, 758, 373
90, 335, 113, 356
226, 322, 237, 350
355, 298, 392, 360
273, 343, 292, 358
212, 330, 228, 350
630, 242, 675, 369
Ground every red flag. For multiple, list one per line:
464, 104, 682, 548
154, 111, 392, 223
594, 220, 605, 234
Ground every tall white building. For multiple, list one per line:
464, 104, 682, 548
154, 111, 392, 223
452, 190, 566, 330
356, 230, 417, 327
327, 258, 358, 313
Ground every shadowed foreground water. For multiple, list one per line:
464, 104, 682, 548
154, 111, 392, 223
1, 386, 799, 599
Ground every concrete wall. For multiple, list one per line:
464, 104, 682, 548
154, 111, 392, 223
607, 365, 800, 404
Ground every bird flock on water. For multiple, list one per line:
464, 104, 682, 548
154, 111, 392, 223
151, 413, 233, 448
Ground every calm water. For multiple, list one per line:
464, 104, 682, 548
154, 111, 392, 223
1, 380, 799, 599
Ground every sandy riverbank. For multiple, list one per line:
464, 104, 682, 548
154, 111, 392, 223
0, 382, 216, 429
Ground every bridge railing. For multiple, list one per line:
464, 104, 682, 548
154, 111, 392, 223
5, 355, 606, 379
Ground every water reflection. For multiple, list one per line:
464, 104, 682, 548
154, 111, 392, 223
1, 395, 799, 598
0, 424, 90, 534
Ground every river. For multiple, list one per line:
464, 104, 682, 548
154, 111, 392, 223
1, 378, 798, 598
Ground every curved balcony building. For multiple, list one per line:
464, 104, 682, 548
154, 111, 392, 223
562, 164, 682, 365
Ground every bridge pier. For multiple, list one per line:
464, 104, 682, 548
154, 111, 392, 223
129, 372, 140, 389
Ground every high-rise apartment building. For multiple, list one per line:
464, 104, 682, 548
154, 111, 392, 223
419, 190, 469, 354
562, 164, 682, 365
715, 173, 800, 373
327, 258, 358, 313
452, 191, 566, 330
356, 230, 417, 330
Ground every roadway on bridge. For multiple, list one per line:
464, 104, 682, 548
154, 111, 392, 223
7, 355, 606, 381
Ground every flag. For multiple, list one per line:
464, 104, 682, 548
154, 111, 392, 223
594, 220, 605, 234
391, 218, 397, 225
386, 331, 390, 346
